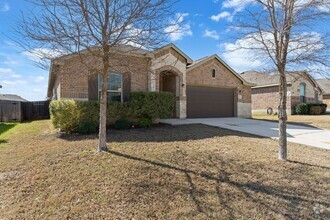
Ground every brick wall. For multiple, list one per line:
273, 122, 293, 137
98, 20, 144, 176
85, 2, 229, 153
187, 59, 251, 103
58, 53, 150, 100
251, 86, 293, 114
323, 95, 330, 111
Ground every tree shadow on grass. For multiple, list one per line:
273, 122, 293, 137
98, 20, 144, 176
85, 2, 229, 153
288, 160, 330, 169
0, 139, 8, 146
59, 124, 267, 143
107, 149, 329, 219
0, 123, 17, 136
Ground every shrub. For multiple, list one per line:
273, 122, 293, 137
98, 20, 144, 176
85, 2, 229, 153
77, 121, 98, 134
107, 101, 129, 124
312, 103, 327, 114
49, 100, 98, 133
309, 106, 323, 115
129, 91, 175, 120
114, 119, 132, 130
295, 103, 309, 115
50, 91, 175, 133
138, 118, 152, 128
295, 103, 328, 115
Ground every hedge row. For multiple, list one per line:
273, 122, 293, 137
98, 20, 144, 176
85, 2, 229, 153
295, 103, 327, 115
49, 91, 174, 133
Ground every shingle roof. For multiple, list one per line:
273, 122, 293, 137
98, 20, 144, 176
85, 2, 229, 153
241, 70, 317, 87
0, 94, 28, 102
114, 45, 149, 55
317, 79, 330, 94
187, 56, 209, 68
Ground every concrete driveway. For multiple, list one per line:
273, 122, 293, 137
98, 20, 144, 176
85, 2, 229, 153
160, 118, 330, 150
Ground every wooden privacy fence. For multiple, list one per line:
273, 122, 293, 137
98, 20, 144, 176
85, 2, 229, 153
0, 100, 50, 122
0, 100, 22, 122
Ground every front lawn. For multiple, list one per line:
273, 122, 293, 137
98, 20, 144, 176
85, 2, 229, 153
0, 120, 329, 219
253, 114, 330, 130
0, 122, 18, 145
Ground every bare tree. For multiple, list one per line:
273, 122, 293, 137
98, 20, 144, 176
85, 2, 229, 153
15, 0, 177, 152
15, 0, 180, 152
227, 0, 330, 160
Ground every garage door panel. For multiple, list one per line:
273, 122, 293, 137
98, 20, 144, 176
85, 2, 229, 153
187, 86, 235, 118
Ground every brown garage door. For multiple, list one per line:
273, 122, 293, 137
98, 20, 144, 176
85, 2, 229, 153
187, 86, 235, 118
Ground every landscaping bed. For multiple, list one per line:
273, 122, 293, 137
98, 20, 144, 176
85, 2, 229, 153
0, 120, 329, 219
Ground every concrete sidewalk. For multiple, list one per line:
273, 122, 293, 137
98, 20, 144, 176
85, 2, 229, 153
160, 118, 330, 150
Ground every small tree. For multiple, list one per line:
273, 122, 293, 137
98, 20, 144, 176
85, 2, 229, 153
16, 0, 180, 152
228, 0, 329, 160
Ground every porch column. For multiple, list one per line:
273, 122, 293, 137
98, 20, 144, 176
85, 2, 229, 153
148, 70, 157, 92
179, 73, 187, 119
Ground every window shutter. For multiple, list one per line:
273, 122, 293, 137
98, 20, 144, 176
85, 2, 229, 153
88, 74, 99, 101
122, 72, 131, 101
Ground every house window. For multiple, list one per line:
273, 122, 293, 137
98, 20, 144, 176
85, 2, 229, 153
212, 69, 216, 78
98, 72, 122, 102
300, 83, 306, 103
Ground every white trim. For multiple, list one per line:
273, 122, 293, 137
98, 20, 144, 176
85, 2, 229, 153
252, 83, 292, 89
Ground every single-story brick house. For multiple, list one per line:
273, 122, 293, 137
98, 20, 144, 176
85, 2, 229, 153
47, 44, 253, 119
316, 79, 330, 111
241, 71, 323, 115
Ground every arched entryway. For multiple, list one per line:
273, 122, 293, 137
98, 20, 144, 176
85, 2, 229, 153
159, 70, 180, 118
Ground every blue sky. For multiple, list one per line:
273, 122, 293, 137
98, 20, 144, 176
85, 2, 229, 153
0, 0, 328, 100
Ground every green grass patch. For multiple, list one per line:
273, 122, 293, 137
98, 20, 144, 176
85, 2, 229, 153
0, 123, 18, 146
0, 121, 50, 147
0, 123, 18, 135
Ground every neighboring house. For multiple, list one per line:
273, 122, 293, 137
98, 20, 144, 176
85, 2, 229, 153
0, 94, 27, 122
47, 44, 253, 118
241, 71, 322, 115
0, 94, 27, 102
317, 79, 330, 111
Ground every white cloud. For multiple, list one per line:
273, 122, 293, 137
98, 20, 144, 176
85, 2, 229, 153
220, 31, 325, 73
203, 30, 220, 40
318, 4, 330, 12
222, 0, 255, 12
165, 13, 193, 41
211, 11, 233, 22
0, 2, 10, 12
223, 0, 330, 13
1, 80, 27, 85
1, 60, 19, 65
220, 43, 264, 73
0, 68, 12, 73
10, 74, 22, 78
31, 76, 46, 82
22, 48, 62, 62
0, 68, 22, 78
33, 88, 42, 92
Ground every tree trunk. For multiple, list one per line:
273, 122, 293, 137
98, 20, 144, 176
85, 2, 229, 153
98, 57, 109, 152
278, 72, 287, 160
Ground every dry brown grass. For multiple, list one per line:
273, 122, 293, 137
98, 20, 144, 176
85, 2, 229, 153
0, 120, 329, 219
253, 114, 330, 130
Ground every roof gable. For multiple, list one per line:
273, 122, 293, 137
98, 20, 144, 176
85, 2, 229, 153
187, 55, 253, 86
0, 94, 27, 102
317, 79, 330, 94
153, 43, 193, 64
241, 70, 322, 92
